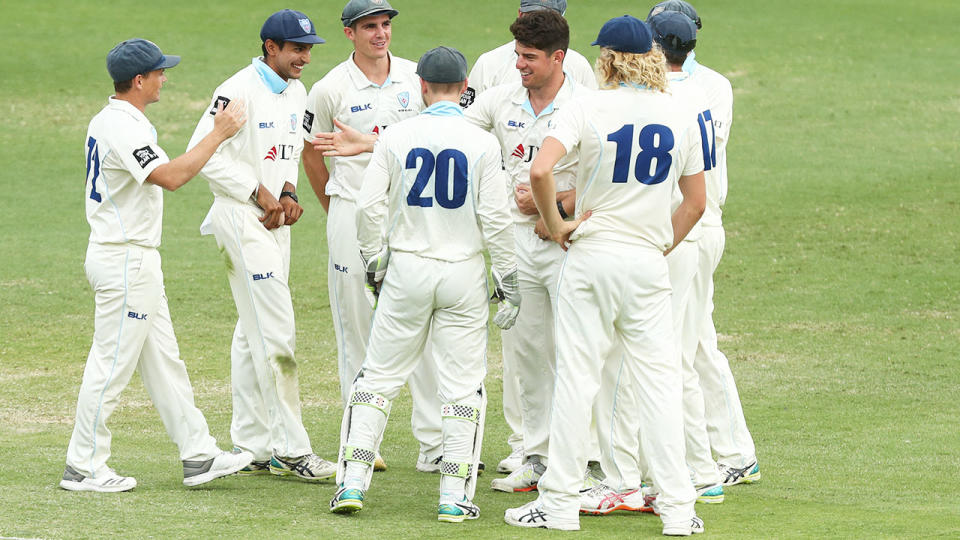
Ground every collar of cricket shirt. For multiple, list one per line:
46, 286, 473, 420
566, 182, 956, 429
346, 51, 396, 89
253, 57, 289, 94
682, 51, 699, 75
421, 101, 463, 117
516, 74, 574, 119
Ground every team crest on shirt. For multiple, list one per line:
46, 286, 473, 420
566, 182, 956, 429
133, 146, 159, 168
289, 113, 298, 133
397, 91, 410, 109
299, 18, 312, 33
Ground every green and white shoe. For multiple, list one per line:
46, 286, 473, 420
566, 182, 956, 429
438, 497, 480, 523
330, 485, 365, 514
695, 483, 724, 504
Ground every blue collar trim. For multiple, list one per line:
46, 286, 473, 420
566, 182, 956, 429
253, 58, 288, 94
619, 82, 649, 90
421, 101, 464, 117
521, 99, 556, 119
682, 52, 699, 75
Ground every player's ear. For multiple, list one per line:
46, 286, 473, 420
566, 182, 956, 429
552, 49, 565, 65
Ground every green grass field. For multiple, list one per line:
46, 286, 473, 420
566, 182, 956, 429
2, 0, 959, 538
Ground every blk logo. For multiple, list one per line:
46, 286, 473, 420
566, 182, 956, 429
350, 103, 372, 113
258, 122, 275, 129
264, 145, 294, 161
507, 120, 525, 129
127, 311, 147, 320
334, 264, 348, 274
253, 272, 275, 281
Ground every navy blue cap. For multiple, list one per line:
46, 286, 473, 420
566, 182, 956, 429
591, 15, 652, 54
648, 0, 702, 30
106, 39, 180, 83
261, 9, 325, 44
647, 11, 697, 55
416, 46, 467, 83
519, 0, 566, 15
341, 0, 399, 27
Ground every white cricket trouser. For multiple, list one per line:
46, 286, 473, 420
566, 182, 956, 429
536, 241, 695, 529
502, 356, 525, 454
327, 196, 442, 456
694, 225, 756, 467
500, 223, 562, 460
66, 243, 220, 477
207, 198, 311, 459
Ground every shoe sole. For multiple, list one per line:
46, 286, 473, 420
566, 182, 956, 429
438, 513, 478, 523
491, 482, 538, 493
59, 479, 135, 493
504, 516, 580, 531
184, 458, 253, 487
331, 501, 363, 514
722, 471, 760, 486
269, 466, 335, 482
696, 494, 724, 504
580, 504, 644, 515
236, 468, 272, 476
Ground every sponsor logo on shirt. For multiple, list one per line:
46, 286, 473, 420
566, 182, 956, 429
303, 110, 314, 132
351, 103, 372, 113
133, 146, 159, 168
459, 87, 476, 108
510, 143, 539, 163
264, 145, 295, 161
259, 122, 276, 129
209, 95, 231, 115
507, 120, 526, 129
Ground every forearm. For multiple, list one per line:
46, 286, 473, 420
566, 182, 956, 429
530, 169, 563, 235
302, 144, 330, 212
147, 131, 227, 191
668, 200, 704, 252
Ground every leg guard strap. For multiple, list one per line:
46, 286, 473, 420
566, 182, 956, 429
343, 446, 375, 466
440, 460, 473, 478
441, 403, 480, 423
351, 390, 391, 414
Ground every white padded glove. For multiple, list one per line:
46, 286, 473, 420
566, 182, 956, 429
491, 266, 521, 330
360, 246, 390, 309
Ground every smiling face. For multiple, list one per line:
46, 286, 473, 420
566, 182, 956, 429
265, 40, 313, 80
514, 42, 563, 91
345, 13, 392, 61
139, 69, 166, 104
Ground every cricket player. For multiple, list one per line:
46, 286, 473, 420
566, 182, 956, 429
302, 0, 443, 472
463, 9, 593, 493
462, 0, 597, 110
579, 11, 723, 517
504, 16, 705, 535
187, 9, 336, 482
649, 0, 760, 485
328, 46, 518, 522
461, 0, 595, 474
63, 38, 253, 492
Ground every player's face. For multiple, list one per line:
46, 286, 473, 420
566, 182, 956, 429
270, 42, 313, 80
346, 14, 392, 61
514, 43, 560, 91
140, 69, 166, 104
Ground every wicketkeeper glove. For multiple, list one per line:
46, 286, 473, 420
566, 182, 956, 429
491, 266, 521, 330
360, 246, 390, 309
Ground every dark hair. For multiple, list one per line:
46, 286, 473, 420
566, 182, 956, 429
509, 9, 569, 57
261, 38, 287, 58
663, 49, 688, 67
113, 79, 134, 93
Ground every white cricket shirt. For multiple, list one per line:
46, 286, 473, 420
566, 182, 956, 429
357, 102, 515, 275
547, 86, 704, 250
667, 70, 714, 243
189, 58, 306, 213
304, 52, 424, 203
84, 97, 170, 248
684, 54, 733, 227
464, 76, 587, 225
467, 40, 598, 96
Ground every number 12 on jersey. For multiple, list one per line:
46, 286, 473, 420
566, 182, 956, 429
606, 124, 674, 185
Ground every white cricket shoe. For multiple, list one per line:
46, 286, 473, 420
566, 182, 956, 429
491, 457, 545, 493
579, 463, 605, 493
663, 515, 704, 536
373, 453, 387, 472
718, 461, 761, 486
416, 453, 443, 473
497, 446, 524, 474
695, 483, 724, 504
438, 496, 480, 523
60, 465, 136, 493
579, 484, 646, 515
182, 449, 254, 487
505, 500, 579, 530
269, 453, 336, 482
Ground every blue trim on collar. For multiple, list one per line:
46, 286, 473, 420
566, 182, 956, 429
682, 52, 699, 75
253, 58, 289, 94
421, 101, 463, 117
521, 98, 556, 119
619, 82, 648, 90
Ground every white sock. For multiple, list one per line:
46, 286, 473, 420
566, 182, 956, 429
343, 462, 368, 489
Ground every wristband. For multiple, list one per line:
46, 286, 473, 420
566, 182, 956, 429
557, 200, 569, 219
281, 191, 299, 203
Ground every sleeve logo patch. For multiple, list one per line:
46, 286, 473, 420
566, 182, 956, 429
209, 95, 231, 115
133, 146, 159, 168
302, 110, 314, 132
459, 87, 476, 108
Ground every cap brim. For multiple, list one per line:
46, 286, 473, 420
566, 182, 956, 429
344, 8, 399, 26
156, 55, 180, 70
287, 35, 326, 44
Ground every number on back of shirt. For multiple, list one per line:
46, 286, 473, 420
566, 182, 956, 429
606, 124, 675, 185
405, 148, 467, 209
697, 110, 716, 171
86, 136, 102, 202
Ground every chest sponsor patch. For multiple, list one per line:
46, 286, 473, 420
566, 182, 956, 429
133, 146, 159, 168
209, 95, 231, 115
459, 87, 476, 108
303, 110, 314, 132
